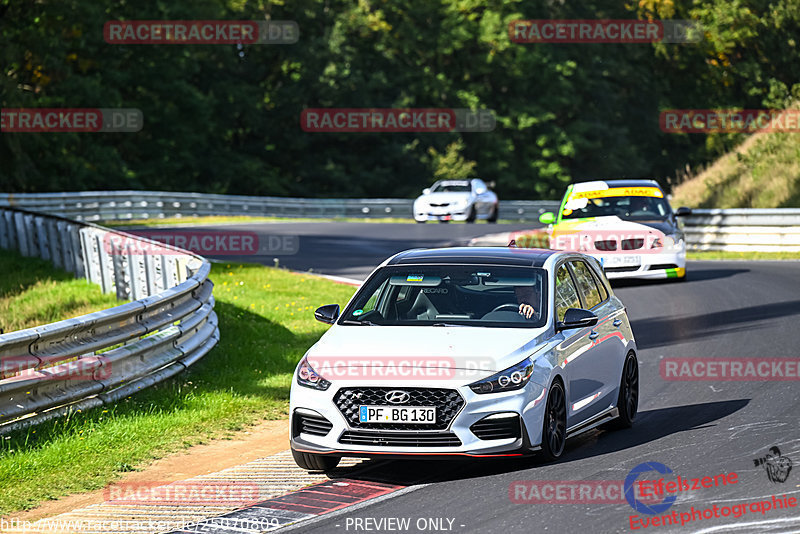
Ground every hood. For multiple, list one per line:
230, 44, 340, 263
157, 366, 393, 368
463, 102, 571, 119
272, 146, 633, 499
554, 216, 675, 235
306, 325, 547, 374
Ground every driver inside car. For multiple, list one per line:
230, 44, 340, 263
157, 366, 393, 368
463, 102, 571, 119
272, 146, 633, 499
515, 285, 539, 319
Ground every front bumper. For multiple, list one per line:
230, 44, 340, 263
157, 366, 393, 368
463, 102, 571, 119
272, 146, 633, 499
414, 210, 471, 222
594, 247, 687, 280
289, 379, 547, 458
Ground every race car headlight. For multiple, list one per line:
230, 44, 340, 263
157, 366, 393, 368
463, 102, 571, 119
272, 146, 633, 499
651, 234, 681, 249
297, 356, 331, 391
468, 357, 534, 394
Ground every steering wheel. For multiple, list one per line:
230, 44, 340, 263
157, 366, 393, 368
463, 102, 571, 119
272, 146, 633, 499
489, 303, 520, 313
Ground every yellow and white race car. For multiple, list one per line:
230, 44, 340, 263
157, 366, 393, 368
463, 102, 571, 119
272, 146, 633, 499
538, 179, 692, 280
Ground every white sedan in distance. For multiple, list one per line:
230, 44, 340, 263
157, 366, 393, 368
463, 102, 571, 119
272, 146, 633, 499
413, 179, 498, 223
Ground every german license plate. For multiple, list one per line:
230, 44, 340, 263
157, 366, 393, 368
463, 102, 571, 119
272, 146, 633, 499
604, 255, 641, 267
359, 406, 436, 424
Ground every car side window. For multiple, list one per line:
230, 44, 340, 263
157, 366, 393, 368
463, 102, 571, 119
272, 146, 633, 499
555, 265, 581, 322
589, 267, 609, 302
570, 261, 603, 309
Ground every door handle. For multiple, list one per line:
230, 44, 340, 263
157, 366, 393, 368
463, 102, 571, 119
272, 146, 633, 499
613, 319, 622, 327
588, 331, 599, 340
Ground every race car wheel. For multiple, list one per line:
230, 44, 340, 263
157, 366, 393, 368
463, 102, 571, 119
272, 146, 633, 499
291, 449, 341, 472
487, 205, 498, 223
608, 352, 638, 429
541, 380, 566, 461
466, 206, 476, 223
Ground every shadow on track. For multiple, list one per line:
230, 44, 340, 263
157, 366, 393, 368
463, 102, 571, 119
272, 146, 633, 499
610, 267, 749, 289
630, 299, 800, 349
323, 399, 748, 486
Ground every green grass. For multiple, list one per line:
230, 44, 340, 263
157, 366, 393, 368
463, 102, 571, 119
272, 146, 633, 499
671, 129, 800, 208
0, 250, 118, 333
0, 263, 357, 515
687, 250, 800, 260
102, 215, 515, 227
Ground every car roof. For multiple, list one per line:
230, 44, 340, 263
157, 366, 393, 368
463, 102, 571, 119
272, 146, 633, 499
387, 246, 558, 268
573, 179, 662, 189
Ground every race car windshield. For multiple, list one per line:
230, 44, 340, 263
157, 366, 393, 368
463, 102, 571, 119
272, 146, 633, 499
339, 265, 547, 328
561, 195, 671, 221
431, 183, 471, 193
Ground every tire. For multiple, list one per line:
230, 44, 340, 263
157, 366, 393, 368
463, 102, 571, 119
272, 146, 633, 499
416, 220, 426, 224
540, 380, 567, 461
608, 352, 638, 429
291, 449, 341, 472
466, 206, 476, 223
487, 205, 498, 223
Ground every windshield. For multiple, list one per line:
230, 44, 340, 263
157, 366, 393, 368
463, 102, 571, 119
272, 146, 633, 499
560, 193, 671, 221
431, 182, 471, 193
339, 265, 547, 328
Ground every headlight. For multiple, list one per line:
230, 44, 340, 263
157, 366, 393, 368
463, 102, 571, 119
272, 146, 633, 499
650, 234, 680, 249
469, 357, 534, 394
296, 356, 331, 391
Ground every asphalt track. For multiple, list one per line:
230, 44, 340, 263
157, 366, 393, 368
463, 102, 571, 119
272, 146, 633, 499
160, 222, 800, 534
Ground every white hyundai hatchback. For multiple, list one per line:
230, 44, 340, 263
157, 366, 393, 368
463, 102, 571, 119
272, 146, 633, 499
289, 247, 638, 471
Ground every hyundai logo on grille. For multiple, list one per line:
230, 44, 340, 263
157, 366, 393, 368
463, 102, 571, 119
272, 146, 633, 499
384, 390, 411, 404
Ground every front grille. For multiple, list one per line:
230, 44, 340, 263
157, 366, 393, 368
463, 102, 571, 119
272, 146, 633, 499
648, 263, 679, 271
339, 430, 461, 447
429, 203, 450, 208
595, 239, 617, 251
621, 238, 644, 250
604, 266, 640, 273
333, 387, 465, 431
293, 410, 333, 437
470, 414, 522, 440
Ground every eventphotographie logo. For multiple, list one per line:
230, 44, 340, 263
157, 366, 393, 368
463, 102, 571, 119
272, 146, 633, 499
754, 446, 793, 483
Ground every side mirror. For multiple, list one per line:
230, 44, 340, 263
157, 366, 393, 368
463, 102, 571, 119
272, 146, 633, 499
539, 212, 556, 224
556, 308, 598, 331
422, 188, 431, 195
675, 206, 692, 217
314, 304, 340, 324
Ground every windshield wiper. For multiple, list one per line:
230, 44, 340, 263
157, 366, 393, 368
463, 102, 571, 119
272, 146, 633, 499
432, 322, 467, 327
341, 319, 377, 326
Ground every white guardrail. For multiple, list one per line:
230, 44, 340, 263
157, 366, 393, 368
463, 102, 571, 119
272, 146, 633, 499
0, 191, 560, 223
0, 207, 219, 435
683, 208, 800, 252
2, 191, 797, 251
